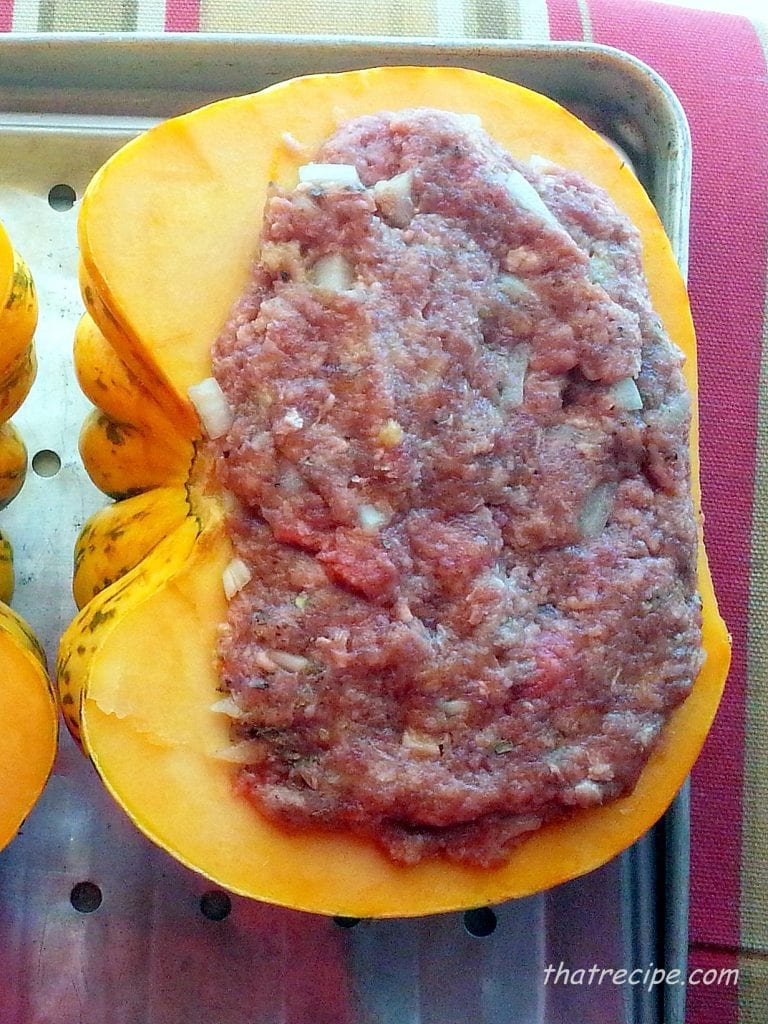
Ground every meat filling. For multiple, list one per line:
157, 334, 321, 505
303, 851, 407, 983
210, 109, 702, 866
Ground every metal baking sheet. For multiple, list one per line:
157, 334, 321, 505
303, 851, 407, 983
0, 35, 692, 1024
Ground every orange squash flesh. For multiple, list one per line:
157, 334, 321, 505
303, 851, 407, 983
60, 66, 730, 916
0, 221, 58, 850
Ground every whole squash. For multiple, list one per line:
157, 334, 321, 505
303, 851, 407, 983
59, 66, 730, 916
0, 220, 58, 851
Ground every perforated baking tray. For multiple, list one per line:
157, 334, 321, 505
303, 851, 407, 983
0, 35, 692, 1024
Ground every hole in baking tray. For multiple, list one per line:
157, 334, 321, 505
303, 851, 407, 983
199, 890, 232, 921
48, 183, 77, 211
70, 881, 103, 913
463, 906, 497, 937
332, 916, 361, 929
32, 449, 61, 477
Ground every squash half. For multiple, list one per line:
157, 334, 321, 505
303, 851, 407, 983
60, 66, 730, 917
0, 220, 57, 850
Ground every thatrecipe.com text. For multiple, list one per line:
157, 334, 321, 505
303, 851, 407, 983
543, 962, 738, 993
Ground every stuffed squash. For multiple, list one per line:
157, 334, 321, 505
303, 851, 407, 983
59, 66, 730, 916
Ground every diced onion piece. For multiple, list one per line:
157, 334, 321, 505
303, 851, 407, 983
267, 650, 311, 672
637, 722, 660, 749
611, 377, 644, 411
504, 169, 562, 230
187, 377, 233, 439
263, 785, 309, 810
212, 740, 268, 765
209, 697, 248, 720
578, 482, 617, 540
497, 274, 534, 302
395, 598, 414, 623
528, 153, 558, 174
222, 558, 252, 600
220, 489, 238, 514
440, 699, 470, 717
401, 729, 442, 758
659, 391, 690, 424
281, 132, 306, 156
311, 253, 354, 291
568, 780, 604, 805
500, 344, 530, 409
357, 504, 387, 533
378, 419, 404, 447
587, 760, 615, 782
587, 253, 614, 286
281, 466, 305, 493
298, 163, 363, 188
255, 651, 278, 672
282, 407, 304, 429
372, 171, 414, 228
508, 815, 544, 839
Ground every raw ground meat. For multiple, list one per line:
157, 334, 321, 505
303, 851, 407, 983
210, 109, 703, 866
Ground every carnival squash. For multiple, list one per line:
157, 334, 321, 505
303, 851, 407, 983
59, 66, 730, 916
0, 220, 57, 850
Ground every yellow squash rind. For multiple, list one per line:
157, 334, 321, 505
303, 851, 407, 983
0, 220, 57, 850
73, 484, 191, 608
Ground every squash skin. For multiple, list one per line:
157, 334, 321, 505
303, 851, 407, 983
0, 422, 27, 512
75, 312, 194, 501
0, 221, 38, 417
0, 602, 58, 851
73, 484, 190, 609
0, 531, 13, 605
79, 407, 192, 500
74, 311, 188, 443
0, 345, 37, 424
61, 67, 731, 916
0, 221, 58, 850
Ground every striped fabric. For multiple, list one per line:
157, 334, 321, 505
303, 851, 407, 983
2, 0, 766, 1021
